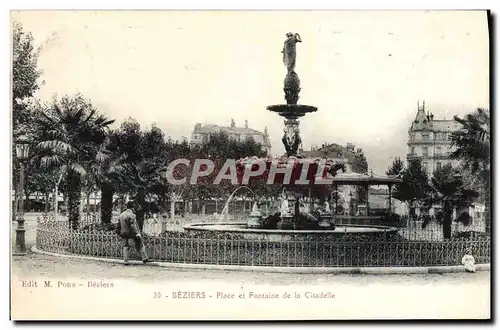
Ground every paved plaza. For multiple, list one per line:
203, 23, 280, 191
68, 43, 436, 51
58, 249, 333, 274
11, 213, 491, 320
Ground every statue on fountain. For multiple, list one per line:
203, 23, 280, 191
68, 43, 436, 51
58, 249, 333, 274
282, 33, 302, 105
282, 120, 301, 156
282, 32, 302, 73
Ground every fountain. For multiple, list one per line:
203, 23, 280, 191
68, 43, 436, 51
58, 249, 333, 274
183, 32, 402, 241
218, 186, 255, 222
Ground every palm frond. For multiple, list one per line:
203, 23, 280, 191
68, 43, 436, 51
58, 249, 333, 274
69, 163, 87, 176
40, 155, 65, 169
36, 140, 77, 155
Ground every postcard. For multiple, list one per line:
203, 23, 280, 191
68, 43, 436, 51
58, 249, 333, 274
10, 10, 491, 320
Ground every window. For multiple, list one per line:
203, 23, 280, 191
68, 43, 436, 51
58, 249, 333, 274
436, 162, 442, 170
423, 147, 428, 157
422, 161, 428, 169
422, 133, 429, 140
411, 147, 415, 155
436, 146, 442, 156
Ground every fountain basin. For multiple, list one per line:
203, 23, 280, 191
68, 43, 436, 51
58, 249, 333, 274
267, 104, 318, 119
183, 222, 398, 242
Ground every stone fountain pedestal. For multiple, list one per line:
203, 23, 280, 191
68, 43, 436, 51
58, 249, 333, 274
246, 202, 262, 229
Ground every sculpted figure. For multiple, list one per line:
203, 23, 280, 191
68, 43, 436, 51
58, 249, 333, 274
282, 32, 302, 73
280, 191, 290, 216
282, 120, 301, 156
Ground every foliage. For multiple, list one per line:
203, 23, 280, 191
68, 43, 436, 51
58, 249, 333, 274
12, 21, 43, 131
450, 108, 490, 177
450, 108, 490, 234
429, 164, 478, 208
386, 157, 405, 176
33, 94, 114, 229
12, 22, 43, 198
392, 159, 429, 208
109, 119, 170, 229
427, 164, 479, 239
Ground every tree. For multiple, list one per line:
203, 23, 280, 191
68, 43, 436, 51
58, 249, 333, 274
12, 21, 43, 130
450, 108, 490, 234
12, 22, 43, 217
112, 120, 170, 230
386, 157, 405, 176
393, 159, 430, 219
34, 94, 114, 229
87, 134, 127, 226
428, 164, 479, 239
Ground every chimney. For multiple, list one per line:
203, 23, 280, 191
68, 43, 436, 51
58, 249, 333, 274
245, 120, 248, 129
230, 118, 235, 127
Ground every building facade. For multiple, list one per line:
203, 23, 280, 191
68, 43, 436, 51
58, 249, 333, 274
406, 101, 461, 177
301, 142, 369, 174
190, 119, 272, 155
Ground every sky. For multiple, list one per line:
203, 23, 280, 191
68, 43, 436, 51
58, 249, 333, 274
11, 10, 490, 174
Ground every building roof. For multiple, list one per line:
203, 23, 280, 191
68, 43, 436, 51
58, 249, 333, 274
302, 143, 360, 161
332, 172, 403, 185
409, 101, 462, 132
430, 120, 462, 132
194, 124, 265, 135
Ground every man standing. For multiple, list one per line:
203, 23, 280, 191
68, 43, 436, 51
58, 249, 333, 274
115, 201, 149, 265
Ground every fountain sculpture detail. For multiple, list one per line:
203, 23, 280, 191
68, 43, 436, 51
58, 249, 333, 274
267, 32, 317, 157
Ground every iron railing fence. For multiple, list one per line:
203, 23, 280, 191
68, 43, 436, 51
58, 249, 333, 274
36, 213, 490, 268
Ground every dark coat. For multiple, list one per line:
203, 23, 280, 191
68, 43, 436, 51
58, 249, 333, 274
116, 209, 140, 238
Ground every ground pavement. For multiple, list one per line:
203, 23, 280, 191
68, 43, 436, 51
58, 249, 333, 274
11, 213, 491, 320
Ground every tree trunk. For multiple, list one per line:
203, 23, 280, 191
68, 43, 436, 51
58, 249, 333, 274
100, 183, 114, 226
25, 191, 30, 213
44, 192, 50, 213
54, 187, 58, 221
66, 170, 82, 230
442, 200, 452, 240
135, 191, 146, 231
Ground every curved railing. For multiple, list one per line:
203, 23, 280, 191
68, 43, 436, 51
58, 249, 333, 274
35, 214, 491, 268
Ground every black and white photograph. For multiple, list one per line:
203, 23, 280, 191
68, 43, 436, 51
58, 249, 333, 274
9, 9, 491, 320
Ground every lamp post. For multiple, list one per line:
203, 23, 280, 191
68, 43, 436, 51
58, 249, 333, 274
14, 134, 31, 255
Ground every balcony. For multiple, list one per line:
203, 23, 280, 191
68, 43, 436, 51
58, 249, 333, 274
407, 139, 435, 146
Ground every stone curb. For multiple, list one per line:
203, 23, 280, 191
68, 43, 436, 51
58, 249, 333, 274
31, 246, 490, 275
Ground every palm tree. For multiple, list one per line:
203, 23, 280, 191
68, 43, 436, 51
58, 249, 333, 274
450, 108, 490, 234
428, 164, 478, 239
87, 134, 127, 227
34, 95, 114, 229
